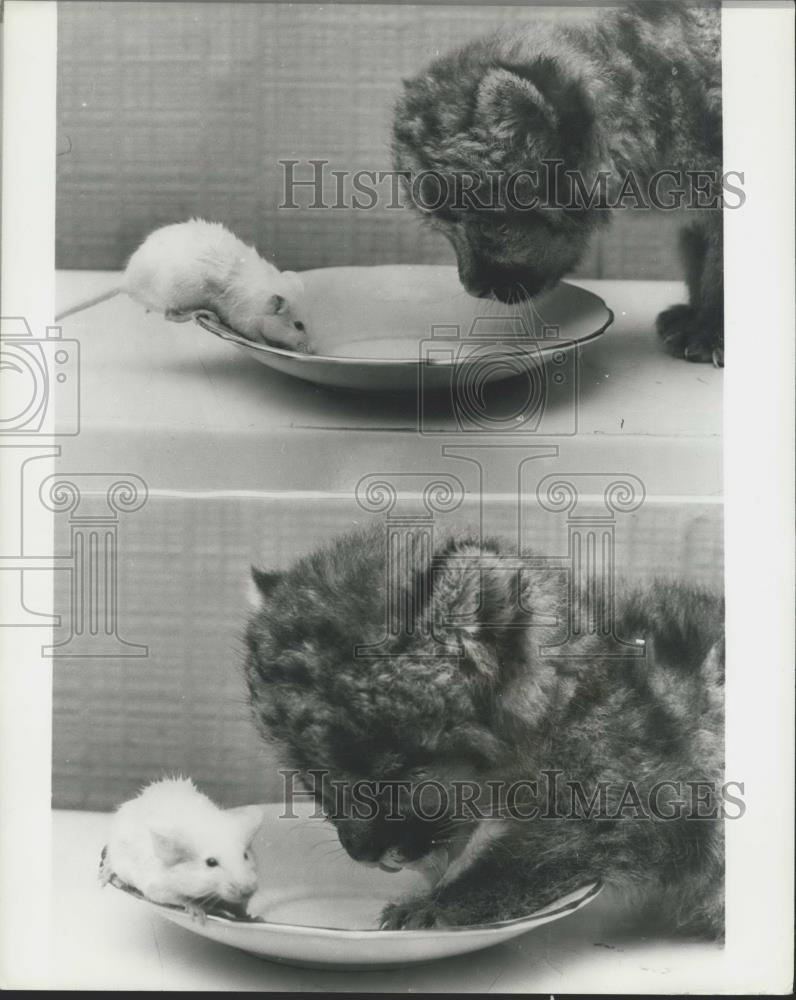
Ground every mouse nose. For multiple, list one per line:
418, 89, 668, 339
232, 877, 257, 899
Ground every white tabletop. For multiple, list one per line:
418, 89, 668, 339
52, 807, 726, 992
54, 272, 722, 498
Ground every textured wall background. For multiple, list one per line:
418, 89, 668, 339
56, 1, 691, 278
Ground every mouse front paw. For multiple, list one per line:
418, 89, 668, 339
282, 328, 312, 354
264, 334, 313, 355
98, 852, 112, 887
164, 307, 198, 324
183, 901, 208, 924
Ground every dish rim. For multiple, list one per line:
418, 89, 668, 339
107, 870, 603, 938
189, 282, 614, 368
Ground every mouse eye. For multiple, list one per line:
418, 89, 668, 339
243, 850, 250, 861
205, 857, 219, 868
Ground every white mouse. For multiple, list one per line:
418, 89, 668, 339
55, 218, 310, 353
100, 777, 263, 921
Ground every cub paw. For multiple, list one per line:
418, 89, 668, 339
379, 898, 453, 930
655, 304, 723, 367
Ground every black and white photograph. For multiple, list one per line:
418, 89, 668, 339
0, 0, 793, 992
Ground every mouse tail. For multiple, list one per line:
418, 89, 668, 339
55, 286, 122, 321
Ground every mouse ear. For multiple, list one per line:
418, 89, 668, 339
151, 829, 192, 866
265, 294, 286, 315
236, 805, 266, 848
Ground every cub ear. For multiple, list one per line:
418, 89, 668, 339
476, 67, 556, 144
151, 830, 192, 866
434, 546, 529, 680
265, 293, 286, 315
477, 60, 594, 159
250, 567, 282, 598
699, 636, 725, 685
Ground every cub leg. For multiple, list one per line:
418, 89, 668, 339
656, 211, 724, 367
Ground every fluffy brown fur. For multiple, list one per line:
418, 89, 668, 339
392, 1, 723, 364
244, 525, 725, 937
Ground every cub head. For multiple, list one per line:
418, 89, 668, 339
392, 41, 608, 301
243, 527, 558, 873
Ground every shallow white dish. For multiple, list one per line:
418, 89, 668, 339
107, 806, 602, 970
191, 265, 613, 392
